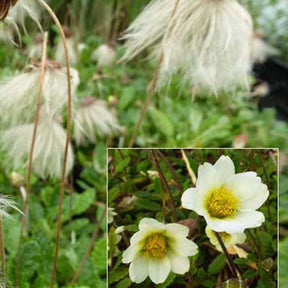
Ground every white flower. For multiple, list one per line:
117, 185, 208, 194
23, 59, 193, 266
181, 155, 269, 234
0, 194, 22, 219
205, 226, 246, 252
122, 0, 253, 93
0, 61, 79, 126
74, 97, 120, 145
91, 44, 116, 68
1, 109, 74, 179
122, 218, 198, 284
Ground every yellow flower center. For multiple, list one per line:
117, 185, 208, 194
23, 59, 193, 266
144, 233, 167, 259
206, 186, 239, 219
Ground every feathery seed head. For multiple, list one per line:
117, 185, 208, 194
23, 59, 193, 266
91, 44, 117, 68
0, 194, 22, 219
74, 97, 120, 145
4, 0, 41, 29
0, 61, 79, 126
1, 109, 74, 179
122, 0, 253, 93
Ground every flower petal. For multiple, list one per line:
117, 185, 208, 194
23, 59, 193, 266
129, 255, 149, 283
214, 155, 235, 182
166, 223, 189, 237
205, 210, 265, 234
181, 188, 204, 215
148, 256, 171, 284
130, 230, 149, 245
229, 172, 269, 210
139, 218, 165, 231
171, 238, 198, 257
122, 243, 141, 263
196, 162, 220, 192
168, 253, 190, 274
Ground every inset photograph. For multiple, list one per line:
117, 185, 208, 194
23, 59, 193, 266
107, 149, 278, 288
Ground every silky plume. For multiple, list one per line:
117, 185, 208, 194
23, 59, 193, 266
1, 110, 74, 179
74, 97, 120, 145
0, 60, 79, 126
121, 0, 253, 94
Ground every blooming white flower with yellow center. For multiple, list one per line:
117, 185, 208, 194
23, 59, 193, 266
122, 218, 198, 284
181, 155, 269, 234
205, 226, 246, 252
122, 0, 253, 93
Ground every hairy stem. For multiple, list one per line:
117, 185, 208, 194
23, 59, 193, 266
15, 31, 48, 288
34, 1, 73, 287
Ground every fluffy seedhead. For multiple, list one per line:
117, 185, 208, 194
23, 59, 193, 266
91, 44, 116, 68
0, 194, 22, 219
4, 0, 42, 31
55, 27, 78, 65
74, 97, 120, 145
122, 0, 253, 94
1, 109, 74, 179
0, 60, 79, 126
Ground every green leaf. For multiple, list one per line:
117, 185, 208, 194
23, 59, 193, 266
115, 278, 132, 288
148, 106, 174, 139
109, 267, 129, 284
116, 157, 131, 174
134, 198, 162, 211
208, 254, 226, 275
92, 238, 107, 275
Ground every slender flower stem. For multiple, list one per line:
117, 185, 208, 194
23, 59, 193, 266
70, 207, 107, 284
214, 232, 240, 279
34, 1, 73, 287
128, 0, 181, 148
181, 149, 197, 185
157, 150, 183, 192
150, 150, 178, 222
0, 216, 5, 288
15, 31, 48, 288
